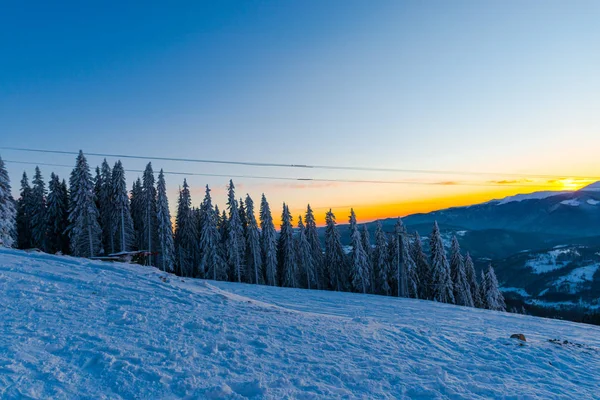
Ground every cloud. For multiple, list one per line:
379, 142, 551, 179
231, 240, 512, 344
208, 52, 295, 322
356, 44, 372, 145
488, 179, 533, 185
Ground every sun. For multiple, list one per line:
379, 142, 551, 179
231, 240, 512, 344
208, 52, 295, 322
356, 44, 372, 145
557, 178, 583, 190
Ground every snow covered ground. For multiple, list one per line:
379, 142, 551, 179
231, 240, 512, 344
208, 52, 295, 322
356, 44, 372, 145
1, 248, 600, 399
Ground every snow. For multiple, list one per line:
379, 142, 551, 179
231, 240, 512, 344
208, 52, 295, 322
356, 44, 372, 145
493, 190, 566, 205
560, 199, 580, 207
579, 181, 600, 192
525, 248, 580, 274
587, 199, 600, 206
1, 248, 600, 399
553, 264, 600, 294
501, 287, 531, 297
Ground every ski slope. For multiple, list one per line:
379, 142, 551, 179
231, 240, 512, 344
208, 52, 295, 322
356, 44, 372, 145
1, 248, 599, 399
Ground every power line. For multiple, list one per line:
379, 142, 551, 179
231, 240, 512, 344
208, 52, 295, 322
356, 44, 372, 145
2, 159, 576, 189
1, 146, 596, 180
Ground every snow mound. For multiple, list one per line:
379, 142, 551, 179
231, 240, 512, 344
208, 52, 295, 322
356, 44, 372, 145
560, 199, 580, 207
587, 199, 600, 206
1, 248, 599, 399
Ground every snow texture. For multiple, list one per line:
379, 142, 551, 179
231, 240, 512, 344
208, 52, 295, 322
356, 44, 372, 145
525, 248, 580, 274
494, 190, 567, 205
553, 264, 600, 294
560, 199, 580, 207
586, 199, 600, 206
1, 248, 600, 399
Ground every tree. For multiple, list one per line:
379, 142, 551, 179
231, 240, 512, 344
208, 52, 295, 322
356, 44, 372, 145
389, 218, 408, 297
30, 166, 48, 251
324, 209, 347, 291
226, 180, 245, 282
412, 232, 430, 300
278, 204, 297, 287
296, 215, 316, 289
305, 204, 323, 290
400, 231, 419, 298
97, 160, 115, 254
174, 179, 197, 277
260, 194, 278, 286
199, 185, 225, 281
484, 264, 506, 311
361, 225, 374, 293
141, 163, 158, 266
429, 222, 454, 303
450, 236, 474, 307
111, 161, 134, 253
130, 178, 144, 250
0, 156, 16, 248
156, 169, 175, 272
244, 194, 262, 284
479, 270, 488, 309
68, 151, 102, 257
464, 252, 481, 307
373, 221, 391, 295
16, 172, 33, 249
46, 173, 70, 254
348, 209, 370, 294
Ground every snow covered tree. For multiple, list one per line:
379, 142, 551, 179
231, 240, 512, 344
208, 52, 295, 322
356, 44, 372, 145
324, 209, 347, 291
373, 221, 391, 295
278, 203, 297, 288
130, 178, 144, 250
429, 222, 454, 303
174, 179, 197, 277
400, 231, 419, 298
97, 160, 114, 254
16, 172, 34, 249
199, 185, 225, 280
389, 218, 409, 297
239, 198, 248, 235
111, 161, 134, 253
450, 236, 474, 307
348, 209, 370, 294
479, 270, 488, 309
0, 156, 16, 248
226, 180, 245, 282
296, 215, 316, 289
141, 163, 159, 265
464, 252, 482, 307
361, 225, 374, 293
68, 151, 102, 257
244, 194, 262, 284
156, 169, 174, 272
46, 173, 70, 254
260, 194, 278, 286
412, 232, 430, 300
30, 166, 48, 251
484, 264, 506, 311
305, 204, 323, 290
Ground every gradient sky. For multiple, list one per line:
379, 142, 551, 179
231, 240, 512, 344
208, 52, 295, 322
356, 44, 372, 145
1, 1, 599, 225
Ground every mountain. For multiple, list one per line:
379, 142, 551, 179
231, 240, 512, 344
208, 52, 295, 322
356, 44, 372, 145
1, 248, 599, 398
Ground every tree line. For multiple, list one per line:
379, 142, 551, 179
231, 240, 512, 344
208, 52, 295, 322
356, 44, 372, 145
0, 152, 506, 311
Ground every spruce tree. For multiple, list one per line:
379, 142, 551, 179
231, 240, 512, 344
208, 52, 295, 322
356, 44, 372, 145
156, 169, 175, 272
389, 218, 408, 297
348, 209, 370, 294
226, 180, 245, 282
244, 194, 262, 284
239, 198, 248, 234
374, 221, 391, 295
30, 166, 48, 251
484, 264, 506, 311
130, 178, 144, 250
68, 151, 102, 257
0, 156, 17, 248
401, 231, 419, 298
16, 172, 33, 249
429, 221, 454, 303
412, 232, 430, 300
465, 252, 482, 307
479, 270, 488, 309
46, 173, 70, 254
278, 204, 297, 288
141, 163, 158, 265
98, 160, 115, 254
296, 215, 316, 289
199, 185, 225, 280
361, 224, 374, 293
260, 194, 278, 286
174, 179, 197, 277
450, 236, 474, 307
305, 204, 323, 290
324, 209, 347, 292
111, 161, 134, 253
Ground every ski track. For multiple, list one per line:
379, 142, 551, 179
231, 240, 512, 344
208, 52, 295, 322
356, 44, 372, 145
1, 248, 599, 399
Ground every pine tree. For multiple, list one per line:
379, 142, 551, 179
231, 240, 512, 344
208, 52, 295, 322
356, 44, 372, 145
389, 218, 408, 297
484, 264, 506, 311
46, 173, 70, 254
348, 209, 370, 294
479, 270, 488, 309
156, 169, 175, 272
412, 232, 430, 300
0, 156, 17, 248
464, 252, 481, 307
68, 151, 102, 257
361, 224, 374, 293
16, 172, 33, 249
239, 198, 248, 234
141, 163, 158, 266
226, 180, 245, 282
130, 178, 144, 250
244, 194, 262, 284
400, 231, 419, 298
450, 236, 474, 307
97, 160, 115, 254
278, 204, 297, 287
174, 179, 197, 277
324, 209, 347, 291
30, 166, 48, 251
111, 161, 134, 253
199, 185, 225, 280
373, 221, 390, 295
296, 215, 316, 289
305, 204, 323, 290
429, 222, 454, 303
260, 194, 278, 286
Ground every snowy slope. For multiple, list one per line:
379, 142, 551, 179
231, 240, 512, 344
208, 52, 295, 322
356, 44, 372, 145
1, 249, 600, 399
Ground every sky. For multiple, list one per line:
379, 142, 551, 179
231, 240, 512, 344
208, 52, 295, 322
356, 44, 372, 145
1, 1, 599, 225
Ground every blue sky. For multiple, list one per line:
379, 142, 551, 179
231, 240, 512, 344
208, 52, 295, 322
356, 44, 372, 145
1, 1, 599, 222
